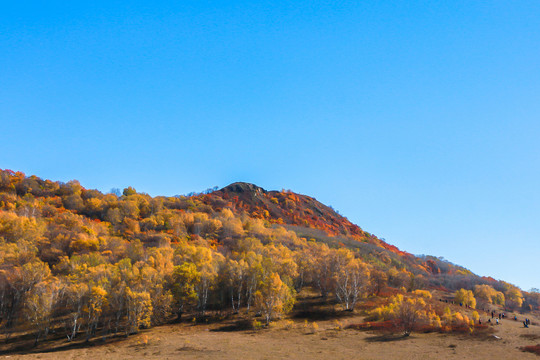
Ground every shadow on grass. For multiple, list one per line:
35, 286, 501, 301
292, 295, 358, 321
210, 319, 254, 332
364, 334, 411, 342
520, 333, 540, 340
0, 333, 130, 356
293, 309, 357, 321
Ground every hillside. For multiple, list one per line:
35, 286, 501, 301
198, 182, 408, 255
210, 182, 370, 239
193, 182, 475, 277
0, 169, 538, 354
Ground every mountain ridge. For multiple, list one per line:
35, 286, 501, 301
0, 168, 535, 292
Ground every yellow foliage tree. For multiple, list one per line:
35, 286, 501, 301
65, 281, 89, 341
125, 288, 153, 334
24, 279, 61, 345
505, 286, 523, 309
454, 289, 476, 308
85, 286, 107, 341
471, 311, 480, 324
334, 250, 370, 311
171, 262, 200, 320
412, 289, 432, 299
474, 284, 505, 307
255, 272, 295, 325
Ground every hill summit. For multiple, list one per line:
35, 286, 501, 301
221, 182, 267, 194
204, 182, 403, 254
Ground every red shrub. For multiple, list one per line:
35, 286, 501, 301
522, 345, 540, 356
356, 300, 380, 310
416, 324, 441, 333
449, 324, 471, 334
378, 288, 401, 297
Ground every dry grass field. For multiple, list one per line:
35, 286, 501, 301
3, 303, 539, 360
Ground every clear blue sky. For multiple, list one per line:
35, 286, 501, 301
1, 1, 539, 290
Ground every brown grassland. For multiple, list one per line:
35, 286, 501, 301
3, 292, 539, 360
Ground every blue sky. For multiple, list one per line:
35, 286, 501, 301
1, 1, 539, 290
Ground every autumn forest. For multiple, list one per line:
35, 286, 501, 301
0, 169, 538, 351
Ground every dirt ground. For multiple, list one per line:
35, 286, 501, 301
4, 309, 540, 360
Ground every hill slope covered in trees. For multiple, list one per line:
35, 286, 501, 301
0, 169, 538, 349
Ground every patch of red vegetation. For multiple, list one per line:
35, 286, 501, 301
355, 294, 396, 311
200, 183, 414, 257
378, 242, 412, 257
348, 321, 489, 335
378, 288, 401, 297
430, 286, 450, 292
448, 324, 472, 334
424, 259, 441, 274
416, 324, 444, 333
521, 345, 540, 356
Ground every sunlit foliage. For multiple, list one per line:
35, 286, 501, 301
0, 169, 524, 345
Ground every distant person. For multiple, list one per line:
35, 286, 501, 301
496, 319, 499, 325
